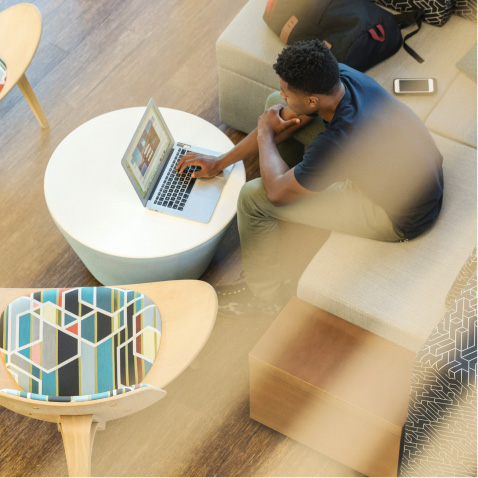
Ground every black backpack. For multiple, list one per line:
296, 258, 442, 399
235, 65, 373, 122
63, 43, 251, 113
263, 0, 424, 72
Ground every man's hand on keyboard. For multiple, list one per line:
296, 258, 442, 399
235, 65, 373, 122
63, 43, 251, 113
176, 153, 224, 179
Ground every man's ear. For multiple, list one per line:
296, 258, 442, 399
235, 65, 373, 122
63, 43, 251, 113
307, 95, 320, 107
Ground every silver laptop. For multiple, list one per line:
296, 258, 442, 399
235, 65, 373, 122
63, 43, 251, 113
121, 98, 233, 223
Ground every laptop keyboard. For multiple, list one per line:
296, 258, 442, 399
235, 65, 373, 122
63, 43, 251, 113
153, 148, 200, 211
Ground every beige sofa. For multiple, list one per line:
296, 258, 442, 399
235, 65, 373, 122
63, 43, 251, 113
216, 0, 477, 353
216, 1, 476, 475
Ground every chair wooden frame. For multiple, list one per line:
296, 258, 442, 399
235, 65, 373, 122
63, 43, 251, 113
0, 3, 49, 128
0, 280, 218, 476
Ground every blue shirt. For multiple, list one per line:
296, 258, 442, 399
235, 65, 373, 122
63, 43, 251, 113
294, 64, 443, 239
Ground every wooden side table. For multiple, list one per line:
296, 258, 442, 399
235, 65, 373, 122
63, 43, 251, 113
249, 297, 416, 477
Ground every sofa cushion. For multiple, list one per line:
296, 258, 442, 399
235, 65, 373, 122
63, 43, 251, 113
365, 14, 477, 121
217, 67, 279, 134
297, 134, 477, 352
425, 72, 477, 147
217, 0, 282, 91
456, 42, 477, 82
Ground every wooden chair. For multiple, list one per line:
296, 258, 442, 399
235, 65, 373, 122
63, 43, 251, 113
0, 3, 49, 128
0, 280, 217, 476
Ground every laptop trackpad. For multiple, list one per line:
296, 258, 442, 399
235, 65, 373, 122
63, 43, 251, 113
195, 176, 225, 198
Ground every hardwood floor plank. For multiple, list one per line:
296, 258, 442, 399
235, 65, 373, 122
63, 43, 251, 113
39, 0, 126, 53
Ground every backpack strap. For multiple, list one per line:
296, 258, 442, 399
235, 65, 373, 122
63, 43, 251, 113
394, 11, 425, 64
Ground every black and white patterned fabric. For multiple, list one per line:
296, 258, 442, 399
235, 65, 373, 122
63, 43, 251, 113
373, 0, 477, 25
454, 0, 477, 19
398, 267, 477, 476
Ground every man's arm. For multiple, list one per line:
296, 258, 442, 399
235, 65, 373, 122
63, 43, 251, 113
257, 105, 315, 206
176, 105, 315, 178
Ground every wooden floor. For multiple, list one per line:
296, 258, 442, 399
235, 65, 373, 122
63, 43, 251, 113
0, 1, 357, 476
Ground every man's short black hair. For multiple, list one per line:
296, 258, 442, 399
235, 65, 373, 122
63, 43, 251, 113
273, 39, 340, 96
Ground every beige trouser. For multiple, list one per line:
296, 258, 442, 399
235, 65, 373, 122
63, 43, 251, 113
237, 92, 403, 301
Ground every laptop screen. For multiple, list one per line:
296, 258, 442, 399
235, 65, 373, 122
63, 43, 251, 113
122, 100, 173, 201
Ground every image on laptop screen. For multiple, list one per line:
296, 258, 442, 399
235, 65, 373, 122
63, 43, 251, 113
123, 104, 172, 198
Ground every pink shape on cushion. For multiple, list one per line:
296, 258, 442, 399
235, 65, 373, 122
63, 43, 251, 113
32, 343, 41, 365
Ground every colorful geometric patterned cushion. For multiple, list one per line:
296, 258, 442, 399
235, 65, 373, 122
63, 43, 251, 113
0, 287, 162, 401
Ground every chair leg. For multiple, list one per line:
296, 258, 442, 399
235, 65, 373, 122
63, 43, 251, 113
59, 415, 99, 477
17, 74, 49, 128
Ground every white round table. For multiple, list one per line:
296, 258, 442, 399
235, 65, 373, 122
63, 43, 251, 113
44, 107, 246, 285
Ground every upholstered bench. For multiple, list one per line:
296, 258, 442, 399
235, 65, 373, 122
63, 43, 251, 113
298, 134, 476, 353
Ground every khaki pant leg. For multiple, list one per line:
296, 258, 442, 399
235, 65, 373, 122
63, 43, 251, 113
237, 177, 402, 301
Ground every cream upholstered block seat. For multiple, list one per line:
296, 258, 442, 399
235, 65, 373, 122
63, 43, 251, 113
298, 134, 477, 352
217, 0, 477, 352
425, 72, 477, 147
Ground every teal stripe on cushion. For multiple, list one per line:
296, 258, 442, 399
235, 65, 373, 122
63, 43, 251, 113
29, 392, 46, 401
92, 391, 109, 400
18, 313, 31, 348
97, 288, 112, 313
9, 298, 31, 350
41, 369, 57, 396
64, 313, 77, 325
18, 347, 30, 360
96, 338, 113, 392
126, 290, 136, 303
81, 314, 95, 343
80, 288, 95, 307
42, 289, 58, 305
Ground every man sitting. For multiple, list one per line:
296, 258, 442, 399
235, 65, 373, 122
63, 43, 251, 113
177, 39, 444, 317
